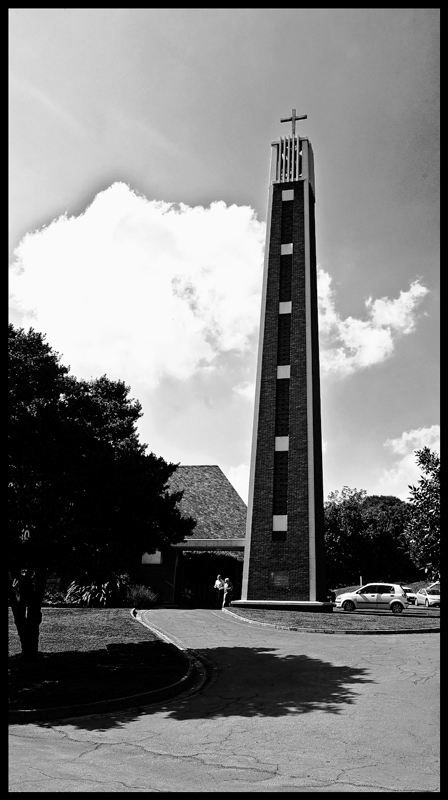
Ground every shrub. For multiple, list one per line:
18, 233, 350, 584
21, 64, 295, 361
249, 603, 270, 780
65, 575, 130, 608
126, 584, 159, 609
42, 585, 68, 607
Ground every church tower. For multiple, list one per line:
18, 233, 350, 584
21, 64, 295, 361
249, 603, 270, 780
236, 111, 329, 609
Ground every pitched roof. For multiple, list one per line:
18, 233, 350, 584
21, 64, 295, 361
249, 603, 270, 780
168, 465, 247, 541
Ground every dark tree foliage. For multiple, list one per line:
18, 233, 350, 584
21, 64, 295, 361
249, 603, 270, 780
404, 447, 440, 580
324, 487, 418, 588
324, 488, 367, 588
8, 324, 195, 660
359, 494, 416, 579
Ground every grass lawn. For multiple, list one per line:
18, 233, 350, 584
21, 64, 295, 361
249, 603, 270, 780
228, 607, 440, 631
8, 608, 189, 711
229, 582, 440, 632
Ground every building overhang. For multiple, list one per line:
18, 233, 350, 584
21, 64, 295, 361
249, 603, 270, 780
171, 538, 246, 551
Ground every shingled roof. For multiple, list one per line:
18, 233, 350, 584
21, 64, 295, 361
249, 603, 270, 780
168, 465, 247, 541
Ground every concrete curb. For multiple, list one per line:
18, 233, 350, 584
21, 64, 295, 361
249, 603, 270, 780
223, 608, 440, 635
135, 609, 211, 692
8, 609, 208, 725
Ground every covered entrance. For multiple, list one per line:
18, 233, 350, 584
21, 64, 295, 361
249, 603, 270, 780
162, 538, 245, 607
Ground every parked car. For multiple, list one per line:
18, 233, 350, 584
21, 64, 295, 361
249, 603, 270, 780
335, 583, 408, 614
402, 586, 417, 605
415, 587, 440, 608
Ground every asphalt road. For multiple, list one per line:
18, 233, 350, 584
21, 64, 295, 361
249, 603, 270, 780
8, 608, 440, 792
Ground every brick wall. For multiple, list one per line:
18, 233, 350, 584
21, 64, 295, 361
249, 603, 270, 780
246, 179, 326, 600
308, 183, 326, 600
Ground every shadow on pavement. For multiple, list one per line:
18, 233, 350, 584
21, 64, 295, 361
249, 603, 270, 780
9, 640, 188, 711
34, 645, 374, 732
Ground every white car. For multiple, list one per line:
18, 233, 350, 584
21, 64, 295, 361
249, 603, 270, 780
402, 586, 417, 605
335, 583, 408, 614
415, 587, 440, 608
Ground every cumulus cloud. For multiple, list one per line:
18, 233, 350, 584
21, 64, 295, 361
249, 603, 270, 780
318, 269, 428, 376
9, 182, 265, 388
9, 183, 433, 493
384, 425, 440, 457
376, 425, 440, 499
10, 185, 429, 390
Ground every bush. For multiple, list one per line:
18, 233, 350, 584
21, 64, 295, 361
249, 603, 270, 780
42, 585, 69, 607
63, 578, 160, 609
65, 575, 130, 608
125, 584, 159, 609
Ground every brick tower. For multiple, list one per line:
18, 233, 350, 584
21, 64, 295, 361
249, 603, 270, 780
235, 111, 330, 610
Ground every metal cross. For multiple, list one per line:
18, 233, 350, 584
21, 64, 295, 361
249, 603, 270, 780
280, 108, 307, 136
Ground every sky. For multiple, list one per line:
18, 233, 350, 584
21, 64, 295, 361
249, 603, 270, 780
9, 8, 439, 504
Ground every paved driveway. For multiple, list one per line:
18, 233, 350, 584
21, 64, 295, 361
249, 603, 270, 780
9, 608, 440, 792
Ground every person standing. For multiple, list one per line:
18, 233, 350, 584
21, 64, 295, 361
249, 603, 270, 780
214, 575, 224, 608
222, 577, 233, 608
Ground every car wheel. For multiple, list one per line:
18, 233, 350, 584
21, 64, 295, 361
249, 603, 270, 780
425, 599, 429, 608
342, 600, 356, 612
391, 602, 403, 614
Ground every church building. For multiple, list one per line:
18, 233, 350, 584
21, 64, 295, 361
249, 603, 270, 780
141, 465, 246, 605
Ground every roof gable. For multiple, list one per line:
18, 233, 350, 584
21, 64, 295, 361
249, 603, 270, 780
168, 465, 246, 541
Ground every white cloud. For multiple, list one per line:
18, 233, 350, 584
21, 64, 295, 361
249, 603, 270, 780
384, 425, 440, 456
233, 381, 255, 401
366, 283, 429, 334
9, 182, 265, 389
376, 425, 440, 499
10, 187, 429, 393
318, 270, 429, 376
9, 184, 434, 489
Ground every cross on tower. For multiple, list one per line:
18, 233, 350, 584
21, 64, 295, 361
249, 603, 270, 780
280, 108, 307, 136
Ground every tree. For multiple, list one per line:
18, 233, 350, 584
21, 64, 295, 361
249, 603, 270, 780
359, 495, 415, 579
404, 447, 440, 580
324, 487, 367, 587
324, 487, 417, 588
8, 325, 196, 660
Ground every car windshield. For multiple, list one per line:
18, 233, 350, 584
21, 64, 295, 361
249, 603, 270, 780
427, 590, 440, 596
